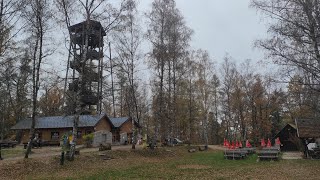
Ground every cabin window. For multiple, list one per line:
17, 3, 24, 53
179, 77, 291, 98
51, 132, 59, 140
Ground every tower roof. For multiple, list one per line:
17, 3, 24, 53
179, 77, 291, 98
69, 20, 106, 36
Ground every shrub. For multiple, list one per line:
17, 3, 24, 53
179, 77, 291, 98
83, 133, 94, 148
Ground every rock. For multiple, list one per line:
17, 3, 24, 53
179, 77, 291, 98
198, 146, 207, 151
99, 143, 111, 151
188, 148, 196, 153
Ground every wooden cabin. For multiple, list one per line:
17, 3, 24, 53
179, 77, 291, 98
273, 123, 299, 151
295, 119, 320, 144
11, 114, 139, 145
109, 117, 140, 144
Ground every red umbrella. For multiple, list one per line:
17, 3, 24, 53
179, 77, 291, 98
223, 138, 227, 147
239, 141, 243, 148
231, 141, 235, 149
226, 140, 230, 149
235, 141, 239, 148
246, 140, 252, 148
276, 137, 281, 145
261, 139, 266, 147
267, 138, 271, 147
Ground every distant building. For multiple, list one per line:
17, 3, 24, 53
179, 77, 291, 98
11, 114, 139, 146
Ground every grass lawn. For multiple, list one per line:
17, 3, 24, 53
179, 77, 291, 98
1, 146, 25, 158
1, 146, 320, 179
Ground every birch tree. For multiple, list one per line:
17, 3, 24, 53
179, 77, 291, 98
146, 0, 192, 147
24, 0, 53, 158
112, 0, 142, 148
194, 50, 217, 149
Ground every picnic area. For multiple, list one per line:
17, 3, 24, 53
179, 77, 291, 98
1, 145, 320, 179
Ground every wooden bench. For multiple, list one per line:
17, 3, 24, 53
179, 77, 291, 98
224, 150, 247, 160
241, 147, 256, 154
257, 150, 279, 160
0, 141, 18, 148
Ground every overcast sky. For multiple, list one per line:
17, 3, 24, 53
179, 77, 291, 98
139, 0, 268, 64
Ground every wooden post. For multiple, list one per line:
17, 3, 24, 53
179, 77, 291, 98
60, 151, 64, 165
0, 143, 2, 160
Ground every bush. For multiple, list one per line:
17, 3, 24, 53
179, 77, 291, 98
83, 133, 94, 148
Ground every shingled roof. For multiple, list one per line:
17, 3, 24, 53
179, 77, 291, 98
109, 117, 130, 128
11, 114, 106, 130
295, 119, 320, 138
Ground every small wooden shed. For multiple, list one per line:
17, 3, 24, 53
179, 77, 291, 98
295, 119, 320, 139
273, 123, 299, 151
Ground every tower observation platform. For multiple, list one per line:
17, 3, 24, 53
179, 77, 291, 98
66, 20, 106, 114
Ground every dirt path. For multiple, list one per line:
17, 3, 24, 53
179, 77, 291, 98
282, 151, 303, 159
0, 144, 141, 163
1, 144, 224, 163
208, 145, 226, 151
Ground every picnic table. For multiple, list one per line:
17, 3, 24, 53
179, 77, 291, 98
257, 147, 280, 160
0, 140, 18, 148
224, 149, 248, 160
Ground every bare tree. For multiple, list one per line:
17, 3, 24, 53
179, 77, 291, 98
0, 0, 25, 60
220, 56, 237, 139
194, 50, 217, 148
112, 0, 142, 149
23, 0, 53, 158
251, 0, 320, 116
146, 0, 192, 147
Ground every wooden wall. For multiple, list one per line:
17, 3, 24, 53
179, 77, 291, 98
18, 117, 136, 145
120, 120, 133, 134
95, 117, 112, 131
20, 127, 94, 145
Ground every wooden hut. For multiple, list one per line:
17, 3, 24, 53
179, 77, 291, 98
273, 123, 299, 151
295, 119, 320, 140
109, 117, 140, 144
11, 114, 112, 146
11, 114, 140, 146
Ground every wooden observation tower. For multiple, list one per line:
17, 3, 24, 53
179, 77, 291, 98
66, 20, 106, 114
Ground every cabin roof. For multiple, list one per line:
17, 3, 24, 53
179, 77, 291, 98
273, 123, 297, 140
295, 119, 320, 138
109, 117, 130, 128
11, 114, 106, 130
11, 115, 139, 130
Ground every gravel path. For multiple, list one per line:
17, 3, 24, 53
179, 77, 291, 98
282, 151, 303, 159
0, 144, 141, 162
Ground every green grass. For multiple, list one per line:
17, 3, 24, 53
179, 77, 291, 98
1, 147, 25, 158
2, 147, 320, 180
84, 150, 320, 180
